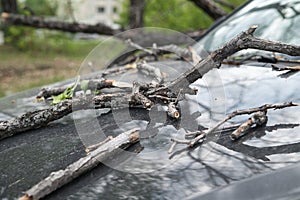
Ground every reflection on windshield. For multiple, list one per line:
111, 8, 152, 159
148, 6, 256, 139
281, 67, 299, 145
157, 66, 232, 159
196, 0, 300, 53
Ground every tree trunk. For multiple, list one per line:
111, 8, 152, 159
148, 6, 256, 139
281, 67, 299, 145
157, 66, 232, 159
1, 0, 17, 13
129, 0, 145, 29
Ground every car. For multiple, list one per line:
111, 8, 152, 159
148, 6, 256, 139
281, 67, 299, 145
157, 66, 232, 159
0, 0, 300, 199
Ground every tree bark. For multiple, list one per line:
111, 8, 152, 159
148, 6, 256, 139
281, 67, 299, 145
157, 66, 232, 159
1, 26, 300, 140
164, 26, 300, 93
129, 0, 145, 29
189, 0, 227, 20
1, 12, 119, 35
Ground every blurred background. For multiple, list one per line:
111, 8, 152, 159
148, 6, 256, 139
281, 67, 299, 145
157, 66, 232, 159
0, 0, 245, 97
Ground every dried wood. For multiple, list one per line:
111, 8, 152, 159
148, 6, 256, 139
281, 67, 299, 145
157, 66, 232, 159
19, 129, 140, 200
36, 79, 125, 99
163, 26, 300, 94
137, 62, 164, 84
170, 102, 298, 148
231, 111, 267, 139
167, 102, 180, 119
0, 93, 142, 140
2, 26, 300, 138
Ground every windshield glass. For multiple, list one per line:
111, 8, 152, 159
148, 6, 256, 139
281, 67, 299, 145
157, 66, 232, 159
196, 0, 300, 53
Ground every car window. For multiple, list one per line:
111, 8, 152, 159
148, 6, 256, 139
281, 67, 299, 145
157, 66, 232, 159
195, 0, 300, 53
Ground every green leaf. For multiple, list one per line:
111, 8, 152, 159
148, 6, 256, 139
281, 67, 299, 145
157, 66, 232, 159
51, 76, 80, 105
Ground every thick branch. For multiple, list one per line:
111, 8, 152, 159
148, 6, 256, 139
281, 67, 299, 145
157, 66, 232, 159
19, 130, 140, 200
1, 12, 118, 35
0, 93, 144, 140
167, 26, 300, 92
231, 111, 267, 139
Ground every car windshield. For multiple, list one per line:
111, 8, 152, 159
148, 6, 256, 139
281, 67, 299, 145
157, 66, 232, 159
196, 0, 300, 53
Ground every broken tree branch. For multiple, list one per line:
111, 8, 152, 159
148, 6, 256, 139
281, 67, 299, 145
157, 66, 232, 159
19, 129, 140, 200
1, 12, 119, 35
1, 26, 300, 139
188, 102, 298, 147
163, 25, 300, 93
0, 93, 146, 140
37, 79, 130, 99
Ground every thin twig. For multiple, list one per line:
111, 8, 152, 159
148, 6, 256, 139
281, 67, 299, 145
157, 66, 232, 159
126, 39, 154, 55
168, 141, 177, 154
187, 102, 297, 147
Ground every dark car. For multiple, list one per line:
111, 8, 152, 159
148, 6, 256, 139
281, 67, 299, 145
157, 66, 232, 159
1, 0, 300, 199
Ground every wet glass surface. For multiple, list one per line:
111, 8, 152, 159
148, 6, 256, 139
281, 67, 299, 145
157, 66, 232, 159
0, 62, 299, 199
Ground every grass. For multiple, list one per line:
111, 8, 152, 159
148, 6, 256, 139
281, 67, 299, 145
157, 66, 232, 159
0, 39, 99, 97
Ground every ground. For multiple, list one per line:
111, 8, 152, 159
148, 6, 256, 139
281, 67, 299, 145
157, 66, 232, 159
0, 41, 99, 97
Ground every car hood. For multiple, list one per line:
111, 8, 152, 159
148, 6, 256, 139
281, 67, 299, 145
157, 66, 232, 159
0, 60, 299, 199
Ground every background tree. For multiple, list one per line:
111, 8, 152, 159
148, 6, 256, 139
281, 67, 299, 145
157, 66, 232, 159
129, 0, 145, 28
1, 0, 18, 13
119, 0, 245, 31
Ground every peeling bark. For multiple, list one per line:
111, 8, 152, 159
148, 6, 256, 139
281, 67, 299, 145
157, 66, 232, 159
0, 93, 141, 140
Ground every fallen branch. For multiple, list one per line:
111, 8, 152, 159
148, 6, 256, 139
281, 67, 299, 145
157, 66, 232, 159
164, 26, 300, 94
0, 93, 142, 140
126, 39, 194, 63
2, 26, 300, 139
85, 136, 113, 153
36, 79, 130, 99
231, 111, 267, 139
1, 12, 119, 35
137, 62, 165, 84
167, 102, 180, 119
19, 129, 140, 200
169, 102, 298, 150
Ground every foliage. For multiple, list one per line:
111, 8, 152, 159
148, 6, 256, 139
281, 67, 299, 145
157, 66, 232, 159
118, 0, 246, 31
52, 76, 80, 104
2, 0, 62, 51
23, 0, 57, 16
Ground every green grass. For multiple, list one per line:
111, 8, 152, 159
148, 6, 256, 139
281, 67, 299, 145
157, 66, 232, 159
0, 38, 99, 97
